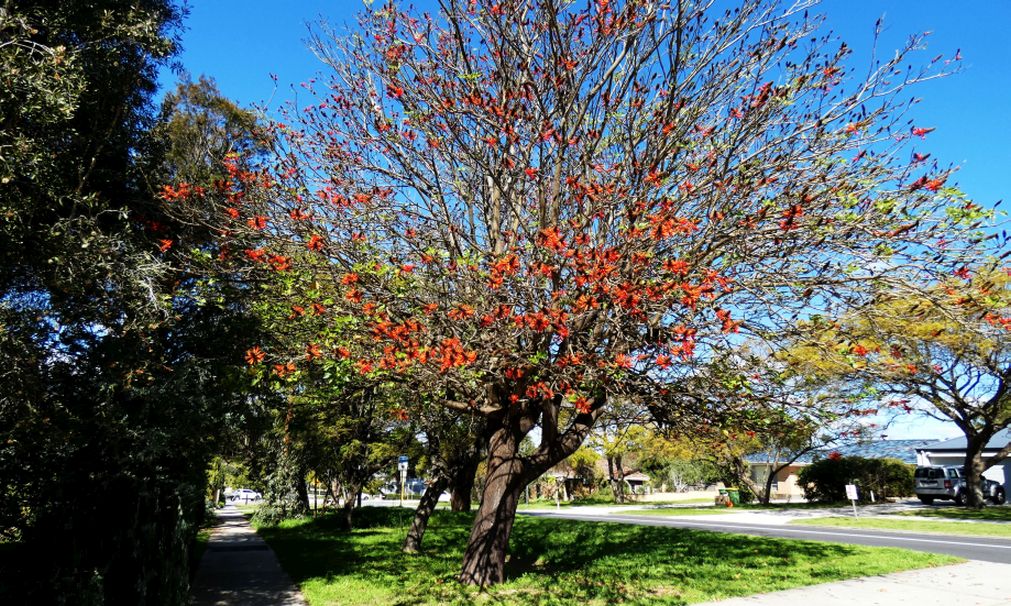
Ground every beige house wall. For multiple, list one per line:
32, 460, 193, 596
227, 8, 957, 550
749, 463, 806, 499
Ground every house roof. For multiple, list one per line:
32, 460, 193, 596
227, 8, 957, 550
745, 439, 939, 466
834, 439, 938, 464
915, 429, 1011, 453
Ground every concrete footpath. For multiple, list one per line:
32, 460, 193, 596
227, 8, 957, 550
189, 505, 305, 606
695, 561, 1011, 605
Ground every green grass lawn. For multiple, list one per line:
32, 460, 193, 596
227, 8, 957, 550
253, 506, 958, 606
792, 515, 1011, 538
897, 506, 1011, 522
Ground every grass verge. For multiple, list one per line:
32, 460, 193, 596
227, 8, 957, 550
897, 506, 1011, 522
792, 515, 1011, 538
254, 506, 958, 605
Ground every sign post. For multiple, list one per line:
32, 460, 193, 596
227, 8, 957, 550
845, 484, 859, 517
397, 455, 409, 507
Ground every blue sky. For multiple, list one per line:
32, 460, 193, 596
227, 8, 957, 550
161, 1, 1009, 440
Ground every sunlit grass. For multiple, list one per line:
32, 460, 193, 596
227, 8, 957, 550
792, 515, 1011, 538
897, 506, 1011, 522
254, 506, 958, 605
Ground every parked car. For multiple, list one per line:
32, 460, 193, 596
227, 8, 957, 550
226, 488, 262, 503
914, 465, 1006, 505
379, 478, 427, 498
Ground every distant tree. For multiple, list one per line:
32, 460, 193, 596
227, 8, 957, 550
404, 406, 485, 552
784, 268, 1011, 508
592, 401, 653, 503
151, 75, 269, 185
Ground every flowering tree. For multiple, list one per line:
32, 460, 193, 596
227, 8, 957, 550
783, 267, 1011, 508
163, 0, 982, 585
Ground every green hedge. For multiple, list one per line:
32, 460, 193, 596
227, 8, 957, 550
798, 456, 913, 503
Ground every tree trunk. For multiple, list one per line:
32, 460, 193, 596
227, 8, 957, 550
963, 436, 988, 509
294, 474, 311, 515
459, 424, 525, 587
729, 455, 763, 503
761, 465, 776, 505
458, 395, 602, 586
607, 455, 625, 504
340, 491, 356, 528
403, 476, 449, 552
324, 479, 338, 509
450, 455, 479, 512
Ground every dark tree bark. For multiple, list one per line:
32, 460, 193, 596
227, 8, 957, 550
458, 397, 602, 586
725, 455, 763, 503
761, 465, 778, 505
760, 447, 817, 505
403, 476, 449, 552
293, 473, 311, 515
962, 433, 990, 509
459, 423, 526, 587
339, 482, 362, 528
449, 454, 479, 512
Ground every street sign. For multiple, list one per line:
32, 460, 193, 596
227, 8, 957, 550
845, 484, 859, 517
397, 456, 409, 505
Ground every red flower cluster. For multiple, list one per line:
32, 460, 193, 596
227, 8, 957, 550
430, 337, 478, 372
245, 346, 265, 366
306, 234, 325, 251
447, 304, 475, 320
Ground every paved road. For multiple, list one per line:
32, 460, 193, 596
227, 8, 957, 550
521, 510, 1011, 564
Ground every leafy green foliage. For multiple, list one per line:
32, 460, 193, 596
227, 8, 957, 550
798, 456, 913, 503
0, 3, 275, 603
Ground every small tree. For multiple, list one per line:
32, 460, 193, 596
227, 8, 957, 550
592, 401, 653, 503
784, 269, 1011, 508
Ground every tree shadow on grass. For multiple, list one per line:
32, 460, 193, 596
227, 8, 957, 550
500, 518, 875, 603
256, 508, 473, 588
256, 506, 943, 605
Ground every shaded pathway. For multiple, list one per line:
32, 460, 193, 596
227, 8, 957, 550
190, 506, 306, 606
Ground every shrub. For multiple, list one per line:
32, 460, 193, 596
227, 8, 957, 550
799, 456, 914, 503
